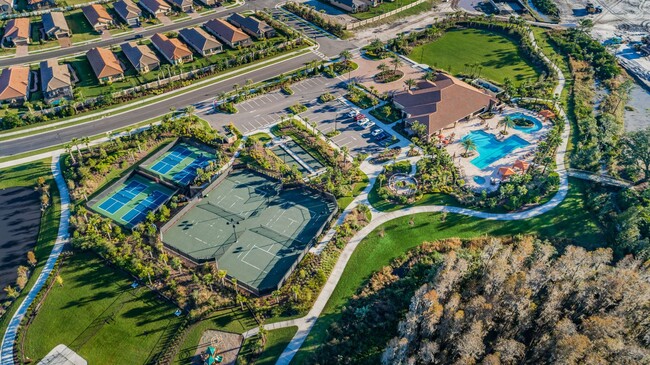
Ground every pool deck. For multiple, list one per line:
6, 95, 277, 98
443, 107, 551, 192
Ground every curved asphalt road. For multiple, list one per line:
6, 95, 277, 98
0, 51, 321, 156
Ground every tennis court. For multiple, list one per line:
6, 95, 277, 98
162, 169, 336, 294
283, 140, 324, 172
270, 145, 310, 176
92, 175, 176, 228
144, 143, 217, 186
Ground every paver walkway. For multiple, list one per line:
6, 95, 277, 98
0, 154, 70, 365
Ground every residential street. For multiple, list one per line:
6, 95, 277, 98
0, 52, 321, 156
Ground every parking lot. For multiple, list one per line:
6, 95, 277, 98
198, 76, 396, 157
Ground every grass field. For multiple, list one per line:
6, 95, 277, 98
65, 10, 101, 44
23, 251, 183, 364
292, 178, 604, 363
350, 0, 421, 20
0, 160, 59, 337
173, 308, 257, 365
408, 28, 541, 85
239, 326, 298, 365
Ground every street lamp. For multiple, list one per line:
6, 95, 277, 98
226, 218, 240, 242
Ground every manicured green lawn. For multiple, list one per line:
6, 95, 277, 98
66, 10, 101, 44
174, 308, 258, 365
369, 102, 402, 124
292, 178, 603, 363
249, 132, 273, 143
239, 326, 298, 365
23, 252, 183, 364
350, 0, 420, 20
336, 172, 370, 210
0, 160, 59, 337
408, 28, 541, 85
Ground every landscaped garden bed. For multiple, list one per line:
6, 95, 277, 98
369, 102, 402, 124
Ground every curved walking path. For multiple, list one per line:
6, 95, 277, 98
0, 154, 70, 365
245, 25, 574, 365
567, 168, 633, 188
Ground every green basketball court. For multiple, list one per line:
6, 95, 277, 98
162, 169, 336, 294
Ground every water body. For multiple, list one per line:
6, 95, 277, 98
624, 83, 650, 132
0, 187, 41, 300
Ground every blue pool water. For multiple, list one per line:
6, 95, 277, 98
508, 112, 543, 133
473, 176, 486, 184
462, 130, 530, 169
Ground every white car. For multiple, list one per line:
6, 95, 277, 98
348, 110, 360, 118
371, 128, 384, 136
364, 121, 376, 129
357, 118, 370, 127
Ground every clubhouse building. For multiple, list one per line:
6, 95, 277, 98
392, 73, 497, 139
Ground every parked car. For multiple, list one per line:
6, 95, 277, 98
371, 128, 384, 136
364, 121, 376, 129
357, 118, 370, 126
376, 132, 389, 141
348, 110, 360, 118
354, 113, 367, 121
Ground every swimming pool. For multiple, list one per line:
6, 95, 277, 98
508, 112, 543, 133
462, 130, 530, 169
473, 176, 486, 184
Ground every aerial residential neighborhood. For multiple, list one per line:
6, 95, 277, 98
0, 0, 649, 365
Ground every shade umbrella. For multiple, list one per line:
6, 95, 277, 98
206, 346, 216, 356
498, 167, 516, 177
513, 160, 529, 171
539, 110, 555, 119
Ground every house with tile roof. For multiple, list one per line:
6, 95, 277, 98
151, 33, 193, 65
178, 27, 223, 56
121, 41, 160, 73
42, 12, 71, 39
392, 74, 497, 139
227, 13, 276, 39
165, 0, 192, 12
2, 18, 30, 46
86, 47, 124, 84
114, 0, 141, 27
195, 0, 218, 6
0, 0, 14, 15
0, 66, 30, 105
82, 4, 114, 32
204, 18, 251, 48
327, 0, 370, 13
26, 0, 53, 10
139, 0, 172, 17
40, 59, 73, 104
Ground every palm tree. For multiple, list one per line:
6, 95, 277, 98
390, 54, 403, 73
461, 138, 477, 157
184, 105, 195, 119
81, 136, 91, 154
71, 137, 82, 161
377, 62, 389, 75
498, 116, 516, 135
217, 269, 227, 285
64, 143, 76, 164
339, 49, 353, 82
405, 78, 416, 91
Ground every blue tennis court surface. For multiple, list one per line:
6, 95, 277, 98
92, 175, 175, 228
121, 190, 170, 225
146, 144, 216, 186
98, 180, 147, 214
